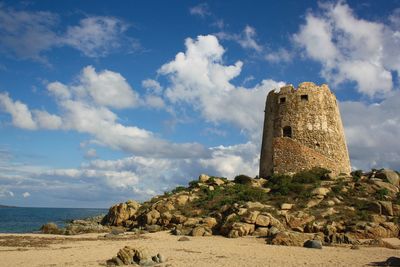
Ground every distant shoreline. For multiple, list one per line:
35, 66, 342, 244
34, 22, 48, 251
0, 204, 18, 208
0, 205, 108, 209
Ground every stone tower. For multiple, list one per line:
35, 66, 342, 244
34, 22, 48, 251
259, 82, 351, 177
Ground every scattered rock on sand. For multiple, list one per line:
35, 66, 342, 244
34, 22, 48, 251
107, 246, 164, 266
303, 240, 322, 249
178, 236, 190, 241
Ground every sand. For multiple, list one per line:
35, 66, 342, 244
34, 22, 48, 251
0, 231, 399, 267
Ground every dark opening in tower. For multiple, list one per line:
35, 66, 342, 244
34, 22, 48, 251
301, 94, 308, 101
283, 126, 292, 138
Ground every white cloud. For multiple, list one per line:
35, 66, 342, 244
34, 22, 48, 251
216, 26, 263, 52
0, 93, 37, 130
32, 110, 62, 129
0, 188, 14, 198
238, 26, 263, 52
340, 91, 400, 170
76, 66, 139, 109
0, 65, 206, 158
0, 5, 59, 62
142, 79, 163, 95
144, 95, 165, 109
85, 148, 97, 159
199, 142, 259, 178
47, 81, 71, 100
294, 2, 399, 97
22, 192, 30, 198
265, 48, 293, 63
0, 5, 133, 61
189, 3, 211, 17
63, 16, 129, 57
159, 35, 284, 136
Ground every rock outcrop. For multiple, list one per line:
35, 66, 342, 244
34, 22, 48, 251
102, 200, 141, 227
41, 168, 400, 249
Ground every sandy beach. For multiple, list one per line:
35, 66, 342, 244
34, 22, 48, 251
0, 231, 399, 267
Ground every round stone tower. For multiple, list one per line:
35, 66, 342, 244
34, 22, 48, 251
259, 82, 351, 177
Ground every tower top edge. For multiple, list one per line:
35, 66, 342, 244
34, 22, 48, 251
270, 82, 332, 95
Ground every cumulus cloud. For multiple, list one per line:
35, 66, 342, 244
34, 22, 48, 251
0, 5, 133, 61
0, 93, 37, 129
0, 65, 206, 158
22, 192, 30, 198
32, 110, 62, 129
159, 35, 284, 136
294, 2, 399, 97
340, 91, 400, 170
76, 66, 139, 109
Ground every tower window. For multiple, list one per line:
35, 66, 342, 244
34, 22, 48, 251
301, 95, 308, 101
283, 126, 292, 138
280, 97, 286, 103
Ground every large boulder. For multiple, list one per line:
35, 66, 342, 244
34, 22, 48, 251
375, 169, 400, 187
311, 187, 330, 197
268, 231, 315, 247
175, 194, 189, 206
372, 181, 399, 194
106, 246, 163, 266
201, 217, 218, 229
242, 210, 260, 224
255, 214, 270, 227
379, 201, 394, 216
102, 200, 141, 226
199, 174, 210, 183
191, 226, 212, 236
303, 240, 322, 249
65, 221, 109, 235
286, 212, 315, 231
145, 209, 161, 225
227, 222, 255, 238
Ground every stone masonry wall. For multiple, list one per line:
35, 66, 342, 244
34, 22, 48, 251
260, 82, 351, 177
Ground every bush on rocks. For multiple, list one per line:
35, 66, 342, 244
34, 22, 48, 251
233, 174, 253, 185
40, 222, 63, 234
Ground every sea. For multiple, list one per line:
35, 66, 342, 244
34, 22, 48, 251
0, 207, 108, 233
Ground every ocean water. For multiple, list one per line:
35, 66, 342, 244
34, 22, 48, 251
0, 207, 108, 233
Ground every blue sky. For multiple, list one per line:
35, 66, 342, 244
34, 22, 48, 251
0, 0, 399, 208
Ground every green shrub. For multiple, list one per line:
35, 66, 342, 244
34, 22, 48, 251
357, 210, 370, 221
267, 168, 328, 196
394, 193, 400, 205
234, 174, 253, 185
188, 180, 199, 188
330, 179, 346, 195
268, 174, 293, 195
292, 167, 331, 184
171, 186, 187, 194
192, 183, 269, 211
375, 188, 389, 200
351, 170, 363, 182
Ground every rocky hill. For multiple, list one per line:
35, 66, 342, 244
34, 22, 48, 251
43, 168, 400, 248
97, 168, 400, 247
